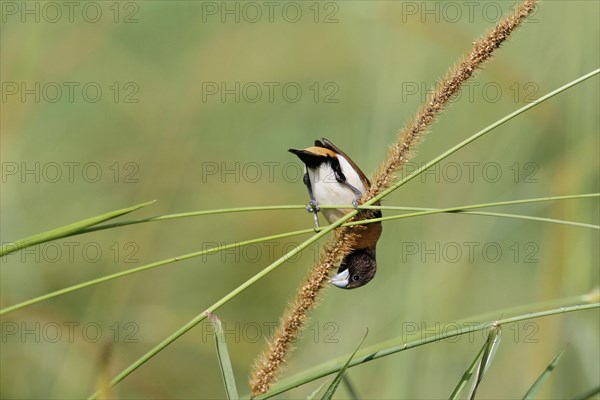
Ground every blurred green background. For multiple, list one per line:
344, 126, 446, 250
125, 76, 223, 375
1, 1, 598, 399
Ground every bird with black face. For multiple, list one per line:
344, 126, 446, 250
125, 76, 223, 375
288, 138, 382, 289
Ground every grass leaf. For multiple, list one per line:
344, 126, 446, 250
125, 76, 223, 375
522, 348, 567, 399
0, 200, 155, 257
448, 344, 486, 399
321, 329, 369, 400
306, 379, 331, 400
69, 193, 599, 239
469, 324, 502, 399
342, 375, 360, 400
207, 313, 239, 400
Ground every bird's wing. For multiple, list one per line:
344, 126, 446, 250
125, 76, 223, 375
320, 138, 371, 187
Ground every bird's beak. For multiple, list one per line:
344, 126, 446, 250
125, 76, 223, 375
329, 269, 350, 288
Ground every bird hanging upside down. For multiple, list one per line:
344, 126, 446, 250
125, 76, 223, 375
289, 138, 382, 289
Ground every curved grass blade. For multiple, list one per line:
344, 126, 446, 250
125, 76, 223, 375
79, 205, 304, 234
321, 329, 368, 400
207, 313, 240, 400
0, 200, 155, 257
449, 344, 485, 399
347, 194, 600, 229
522, 348, 566, 400
70, 192, 599, 239
469, 324, 501, 400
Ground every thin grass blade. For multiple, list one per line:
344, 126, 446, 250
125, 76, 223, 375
448, 343, 486, 399
207, 313, 240, 400
321, 329, 368, 400
522, 348, 566, 400
65, 192, 600, 239
0, 200, 155, 256
306, 379, 330, 400
341, 375, 360, 400
469, 324, 501, 400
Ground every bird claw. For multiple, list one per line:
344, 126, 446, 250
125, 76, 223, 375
352, 200, 359, 209
306, 200, 320, 213
306, 200, 320, 231
312, 218, 320, 232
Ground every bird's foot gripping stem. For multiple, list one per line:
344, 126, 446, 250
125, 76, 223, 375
306, 200, 320, 230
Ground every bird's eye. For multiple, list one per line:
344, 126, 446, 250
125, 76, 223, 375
352, 275, 361, 281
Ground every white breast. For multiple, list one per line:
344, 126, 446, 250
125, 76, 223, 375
306, 155, 366, 223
